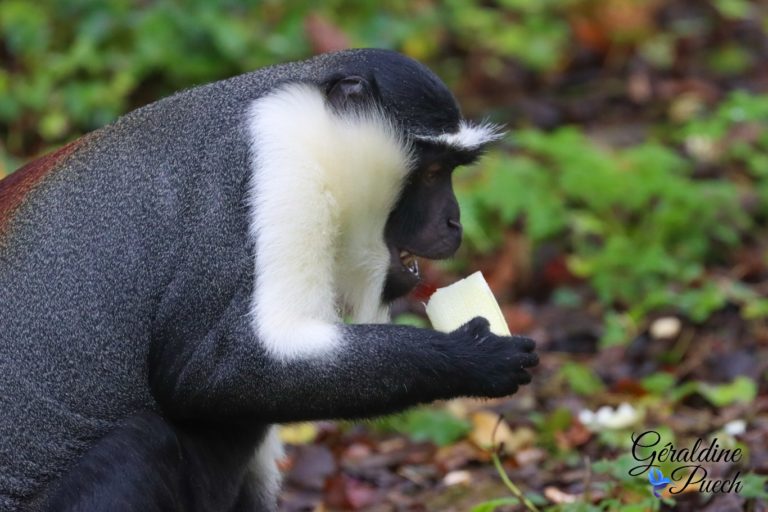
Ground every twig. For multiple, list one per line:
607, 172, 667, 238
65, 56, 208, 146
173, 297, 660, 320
490, 415, 541, 512
582, 455, 592, 503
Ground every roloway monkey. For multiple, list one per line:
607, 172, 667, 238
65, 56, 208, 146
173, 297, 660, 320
0, 49, 538, 511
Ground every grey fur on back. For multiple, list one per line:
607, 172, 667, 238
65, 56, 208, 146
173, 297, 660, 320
0, 49, 386, 510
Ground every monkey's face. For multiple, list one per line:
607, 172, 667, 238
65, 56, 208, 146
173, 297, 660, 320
317, 52, 501, 303
382, 142, 480, 302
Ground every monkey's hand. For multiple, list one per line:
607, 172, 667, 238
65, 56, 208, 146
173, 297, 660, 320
446, 317, 538, 399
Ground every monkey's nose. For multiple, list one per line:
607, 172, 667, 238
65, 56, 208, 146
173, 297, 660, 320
447, 219, 462, 232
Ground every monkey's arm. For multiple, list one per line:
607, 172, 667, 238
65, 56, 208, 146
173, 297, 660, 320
148, 286, 537, 422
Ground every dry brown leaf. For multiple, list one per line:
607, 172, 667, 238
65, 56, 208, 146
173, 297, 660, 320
469, 411, 535, 452
280, 423, 319, 444
544, 486, 578, 504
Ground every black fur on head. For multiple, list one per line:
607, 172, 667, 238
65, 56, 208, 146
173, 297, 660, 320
318, 49, 462, 140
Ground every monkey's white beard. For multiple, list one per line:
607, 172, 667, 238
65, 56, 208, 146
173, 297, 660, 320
246, 83, 412, 361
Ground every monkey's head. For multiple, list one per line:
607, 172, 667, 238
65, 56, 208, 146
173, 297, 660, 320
312, 50, 502, 302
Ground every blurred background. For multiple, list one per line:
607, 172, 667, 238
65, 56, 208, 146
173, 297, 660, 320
1, 1, 767, 510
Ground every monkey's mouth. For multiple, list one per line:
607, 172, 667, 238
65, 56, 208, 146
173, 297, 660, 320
382, 247, 423, 302
399, 250, 420, 278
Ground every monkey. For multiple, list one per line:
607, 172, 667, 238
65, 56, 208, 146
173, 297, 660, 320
0, 49, 538, 511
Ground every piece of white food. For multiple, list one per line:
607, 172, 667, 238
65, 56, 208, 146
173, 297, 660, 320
425, 271, 510, 335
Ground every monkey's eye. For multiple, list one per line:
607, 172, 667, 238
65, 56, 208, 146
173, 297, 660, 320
423, 163, 442, 184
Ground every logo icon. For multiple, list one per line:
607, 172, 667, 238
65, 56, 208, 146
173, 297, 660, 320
648, 467, 670, 497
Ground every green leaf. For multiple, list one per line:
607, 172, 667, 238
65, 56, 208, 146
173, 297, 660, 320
471, 497, 520, 512
697, 377, 757, 407
641, 373, 677, 394
713, 0, 752, 18
558, 502, 603, 512
0, 1, 50, 59
744, 298, 768, 319
559, 362, 606, 396
739, 473, 768, 499
669, 381, 700, 403
378, 408, 471, 446
600, 312, 634, 348
551, 287, 583, 308
537, 407, 573, 452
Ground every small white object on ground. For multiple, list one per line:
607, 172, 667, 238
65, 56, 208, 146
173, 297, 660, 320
442, 470, 472, 486
578, 402, 641, 431
649, 316, 682, 339
723, 419, 747, 437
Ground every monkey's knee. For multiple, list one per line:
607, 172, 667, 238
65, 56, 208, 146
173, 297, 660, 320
38, 411, 185, 512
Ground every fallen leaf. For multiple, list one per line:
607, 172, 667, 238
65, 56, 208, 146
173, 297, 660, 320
286, 445, 336, 492
280, 423, 319, 445
435, 440, 483, 471
514, 447, 546, 467
469, 411, 535, 452
324, 474, 379, 510
544, 486, 578, 504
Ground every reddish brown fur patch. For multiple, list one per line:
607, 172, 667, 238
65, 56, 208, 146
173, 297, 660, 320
0, 139, 84, 234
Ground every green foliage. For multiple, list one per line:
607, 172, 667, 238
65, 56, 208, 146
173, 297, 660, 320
471, 497, 520, 512
740, 474, 768, 500
558, 361, 606, 396
534, 407, 573, 453
668, 376, 758, 406
0, 1, 296, 150
461, 123, 751, 325
0, 0, 584, 155
697, 376, 757, 407
600, 312, 636, 348
712, 0, 754, 19
373, 408, 471, 446
0, 0, 450, 155
707, 43, 753, 75
445, 0, 574, 71
459, 90, 768, 331
682, 91, 768, 218
557, 500, 665, 512
591, 454, 668, 509
640, 372, 676, 394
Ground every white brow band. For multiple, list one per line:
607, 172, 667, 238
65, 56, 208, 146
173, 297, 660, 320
413, 120, 505, 149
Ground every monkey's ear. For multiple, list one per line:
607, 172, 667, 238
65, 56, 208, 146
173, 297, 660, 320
327, 76, 369, 110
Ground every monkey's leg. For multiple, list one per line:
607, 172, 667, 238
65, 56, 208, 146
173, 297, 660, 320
39, 412, 186, 511
40, 411, 271, 512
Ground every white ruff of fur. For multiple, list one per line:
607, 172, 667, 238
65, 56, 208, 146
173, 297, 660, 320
415, 120, 504, 149
247, 84, 412, 361
250, 426, 284, 504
